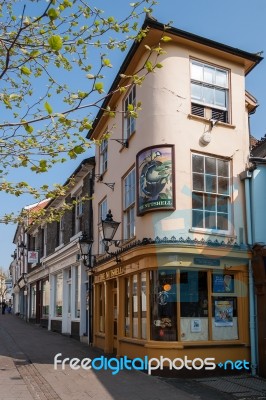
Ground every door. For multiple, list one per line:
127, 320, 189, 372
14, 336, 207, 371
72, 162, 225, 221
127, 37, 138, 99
66, 271, 72, 334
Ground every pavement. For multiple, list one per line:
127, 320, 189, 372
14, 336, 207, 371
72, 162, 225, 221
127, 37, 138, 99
0, 313, 265, 400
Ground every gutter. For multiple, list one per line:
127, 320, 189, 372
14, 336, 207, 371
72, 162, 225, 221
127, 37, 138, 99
240, 170, 257, 376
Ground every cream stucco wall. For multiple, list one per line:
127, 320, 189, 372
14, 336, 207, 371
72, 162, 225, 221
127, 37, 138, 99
92, 39, 252, 255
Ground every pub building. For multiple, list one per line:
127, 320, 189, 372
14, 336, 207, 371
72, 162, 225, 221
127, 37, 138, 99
88, 17, 262, 368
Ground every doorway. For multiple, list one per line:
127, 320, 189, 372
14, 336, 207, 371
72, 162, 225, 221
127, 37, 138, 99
66, 269, 72, 334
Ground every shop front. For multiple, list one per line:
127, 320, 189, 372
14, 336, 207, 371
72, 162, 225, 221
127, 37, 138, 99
93, 242, 251, 368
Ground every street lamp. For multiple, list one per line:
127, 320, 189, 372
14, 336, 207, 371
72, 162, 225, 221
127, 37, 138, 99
101, 210, 121, 263
18, 242, 27, 255
77, 233, 93, 268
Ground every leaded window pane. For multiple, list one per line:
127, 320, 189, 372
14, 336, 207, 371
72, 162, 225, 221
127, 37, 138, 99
192, 154, 204, 173
205, 157, 216, 175
205, 175, 217, 193
193, 173, 204, 191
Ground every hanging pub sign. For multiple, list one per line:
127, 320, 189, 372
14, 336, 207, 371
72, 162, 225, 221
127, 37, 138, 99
28, 250, 39, 263
136, 145, 175, 215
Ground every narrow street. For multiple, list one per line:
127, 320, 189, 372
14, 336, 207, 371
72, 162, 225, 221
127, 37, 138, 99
0, 314, 266, 400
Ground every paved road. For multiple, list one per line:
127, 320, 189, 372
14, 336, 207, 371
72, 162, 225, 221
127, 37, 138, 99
0, 313, 266, 400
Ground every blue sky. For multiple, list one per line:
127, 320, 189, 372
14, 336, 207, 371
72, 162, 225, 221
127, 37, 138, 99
1, 0, 265, 272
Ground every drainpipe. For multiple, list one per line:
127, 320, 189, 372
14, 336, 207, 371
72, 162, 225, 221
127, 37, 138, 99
240, 170, 257, 376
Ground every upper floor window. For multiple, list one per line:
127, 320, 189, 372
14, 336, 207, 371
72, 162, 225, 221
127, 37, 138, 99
74, 192, 83, 235
99, 138, 108, 175
59, 217, 64, 245
190, 60, 229, 123
123, 86, 136, 140
192, 154, 230, 232
98, 198, 108, 254
123, 168, 136, 240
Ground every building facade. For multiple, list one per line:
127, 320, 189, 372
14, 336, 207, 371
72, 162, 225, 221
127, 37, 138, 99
240, 138, 266, 377
88, 17, 262, 368
12, 158, 95, 343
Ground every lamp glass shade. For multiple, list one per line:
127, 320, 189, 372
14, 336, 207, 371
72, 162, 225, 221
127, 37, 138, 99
102, 219, 120, 241
78, 234, 93, 257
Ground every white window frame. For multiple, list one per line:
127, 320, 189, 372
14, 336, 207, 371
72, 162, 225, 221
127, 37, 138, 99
99, 138, 108, 175
98, 198, 108, 254
59, 216, 64, 245
123, 168, 136, 240
75, 192, 83, 234
190, 60, 229, 123
123, 86, 136, 140
191, 153, 231, 233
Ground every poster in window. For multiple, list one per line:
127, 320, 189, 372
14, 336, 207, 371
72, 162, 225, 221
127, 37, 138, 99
191, 318, 202, 333
212, 274, 234, 293
214, 300, 233, 327
136, 145, 175, 215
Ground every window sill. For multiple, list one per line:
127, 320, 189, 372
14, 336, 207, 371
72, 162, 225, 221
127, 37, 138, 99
70, 232, 82, 242
189, 228, 236, 239
55, 243, 64, 252
144, 340, 244, 349
188, 114, 236, 129
119, 337, 147, 346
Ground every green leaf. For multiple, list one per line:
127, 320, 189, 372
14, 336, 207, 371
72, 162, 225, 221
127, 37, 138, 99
127, 104, 134, 111
103, 58, 112, 67
73, 145, 84, 154
94, 82, 104, 93
68, 149, 77, 159
47, 8, 60, 20
161, 36, 172, 42
30, 50, 40, 58
145, 61, 153, 72
48, 35, 63, 51
21, 66, 31, 76
156, 63, 163, 68
44, 101, 53, 114
24, 124, 34, 133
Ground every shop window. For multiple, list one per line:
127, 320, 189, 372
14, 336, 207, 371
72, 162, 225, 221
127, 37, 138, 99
54, 272, 63, 317
141, 272, 147, 339
42, 279, 50, 318
132, 275, 138, 338
124, 273, 147, 339
150, 270, 177, 341
180, 270, 208, 341
125, 277, 131, 337
212, 272, 238, 340
113, 280, 117, 336
99, 284, 105, 333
